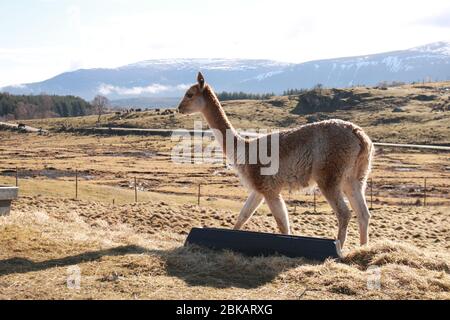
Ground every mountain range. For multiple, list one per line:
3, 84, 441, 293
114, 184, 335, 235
2, 41, 449, 107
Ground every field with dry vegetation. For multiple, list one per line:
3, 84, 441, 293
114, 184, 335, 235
0, 82, 449, 299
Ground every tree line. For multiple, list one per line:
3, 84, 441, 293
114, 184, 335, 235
282, 88, 308, 96
0, 93, 95, 120
216, 91, 275, 101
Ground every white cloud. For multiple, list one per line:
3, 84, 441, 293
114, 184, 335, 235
10, 84, 27, 89
97, 83, 189, 96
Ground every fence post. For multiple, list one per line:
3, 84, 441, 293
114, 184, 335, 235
15, 167, 18, 187
75, 170, 78, 199
198, 184, 201, 206
134, 177, 138, 203
423, 178, 427, 207
370, 178, 373, 209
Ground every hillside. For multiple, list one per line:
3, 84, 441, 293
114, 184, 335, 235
20, 81, 450, 145
2, 41, 450, 102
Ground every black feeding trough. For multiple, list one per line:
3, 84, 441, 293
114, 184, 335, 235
185, 227, 342, 261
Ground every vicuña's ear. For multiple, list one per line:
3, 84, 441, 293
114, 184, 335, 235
197, 72, 205, 91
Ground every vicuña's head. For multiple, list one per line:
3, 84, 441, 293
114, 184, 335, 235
177, 72, 209, 114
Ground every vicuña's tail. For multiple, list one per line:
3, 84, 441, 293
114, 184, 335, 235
352, 127, 374, 187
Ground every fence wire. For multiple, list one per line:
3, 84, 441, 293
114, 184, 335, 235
1, 167, 449, 208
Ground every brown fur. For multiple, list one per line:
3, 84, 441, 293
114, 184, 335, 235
178, 73, 374, 247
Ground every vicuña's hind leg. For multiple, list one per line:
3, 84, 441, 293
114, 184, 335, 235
344, 180, 371, 245
233, 191, 264, 230
265, 194, 291, 235
319, 185, 352, 247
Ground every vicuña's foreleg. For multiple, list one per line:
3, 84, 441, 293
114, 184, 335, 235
265, 194, 291, 235
234, 191, 264, 230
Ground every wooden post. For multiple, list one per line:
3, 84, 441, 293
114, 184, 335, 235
134, 177, 138, 203
198, 184, 201, 206
370, 178, 373, 209
424, 178, 427, 207
75, 170, 78, 199
15, 167, 18, 187
313, 189, 316, 213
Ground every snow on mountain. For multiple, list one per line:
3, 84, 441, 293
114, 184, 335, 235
410, 41, 450, 56
123, 58, 291, 71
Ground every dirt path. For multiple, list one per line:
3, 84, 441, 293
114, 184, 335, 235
0, 121, 47, 133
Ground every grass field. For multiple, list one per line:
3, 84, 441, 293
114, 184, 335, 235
0, 82, 449, 299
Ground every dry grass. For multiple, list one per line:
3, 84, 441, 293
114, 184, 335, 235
6, 195, 449, 251
0, 199, 448, 300
0, 132, 448, 208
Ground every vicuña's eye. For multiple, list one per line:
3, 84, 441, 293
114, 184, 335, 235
186, 93, 193, 98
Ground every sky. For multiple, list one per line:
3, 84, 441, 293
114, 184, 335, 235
1, 0, 450, 87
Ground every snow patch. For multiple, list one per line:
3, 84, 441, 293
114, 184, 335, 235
253, 70, 284, 81
410, 41, 450, 56
355, 60, 379, 70
382, 56, 403, 72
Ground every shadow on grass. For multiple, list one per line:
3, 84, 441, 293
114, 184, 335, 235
0, 244, 315, 289
0, 245, 147, 276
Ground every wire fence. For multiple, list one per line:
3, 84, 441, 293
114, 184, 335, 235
2, 167, 449, 209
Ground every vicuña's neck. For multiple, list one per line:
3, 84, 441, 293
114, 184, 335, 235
201, 86, 242, 161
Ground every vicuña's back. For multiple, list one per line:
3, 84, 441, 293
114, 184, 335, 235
246, 119, 373, 193
178, 72, 374, 248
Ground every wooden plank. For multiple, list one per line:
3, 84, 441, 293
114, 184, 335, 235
0, 200, 12, 215
0, 186, 19, 201
0, 186, 18, 216
185, 227, 342, 261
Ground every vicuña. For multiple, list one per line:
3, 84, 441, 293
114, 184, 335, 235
178, 72, 374, 247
